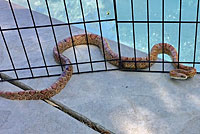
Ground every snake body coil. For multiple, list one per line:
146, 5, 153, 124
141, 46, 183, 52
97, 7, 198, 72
0, 34, 196, 100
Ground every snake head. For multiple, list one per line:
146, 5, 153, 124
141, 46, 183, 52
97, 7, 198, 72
169, 69, 188, 80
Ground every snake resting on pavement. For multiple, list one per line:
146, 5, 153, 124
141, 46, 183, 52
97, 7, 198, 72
0, 34, 197, 100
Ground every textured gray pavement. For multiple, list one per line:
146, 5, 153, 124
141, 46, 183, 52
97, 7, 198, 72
1, 0, 200, 134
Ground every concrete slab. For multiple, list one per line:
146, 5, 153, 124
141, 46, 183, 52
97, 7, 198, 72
0, 82, 99, 134
0, 76, 101, 131
1, 0, 200, 134
54, 70, 200, 134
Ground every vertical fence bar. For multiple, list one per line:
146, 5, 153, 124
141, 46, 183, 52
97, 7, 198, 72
113, 0, 122, 68
193, 0, 199, 68
79, 0, 94, 72
63, 0, 80, 73
8, 0, 34, 77
0, 27, 18, 79
95, 0, 108, 70
162, 0, 165, 72
147, 0, 150, 71
178, 0, 182, 68
44, 0, 63, 71
130, 0, 137, 70
26, 0, 49, 76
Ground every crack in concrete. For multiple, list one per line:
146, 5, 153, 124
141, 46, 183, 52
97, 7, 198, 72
0, 72, 115, 134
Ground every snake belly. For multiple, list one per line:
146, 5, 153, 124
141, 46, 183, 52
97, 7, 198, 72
0, 34, 196, 100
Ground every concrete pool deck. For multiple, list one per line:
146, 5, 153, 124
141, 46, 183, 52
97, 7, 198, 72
1, 0, 200, 134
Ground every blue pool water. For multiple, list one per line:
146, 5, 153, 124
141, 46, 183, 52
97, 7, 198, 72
12, 0, 200, 71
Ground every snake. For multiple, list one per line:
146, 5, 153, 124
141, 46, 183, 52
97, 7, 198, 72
0, 34, 196, 100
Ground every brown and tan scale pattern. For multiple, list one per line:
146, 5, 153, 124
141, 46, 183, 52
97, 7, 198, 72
0, 34, 196, 100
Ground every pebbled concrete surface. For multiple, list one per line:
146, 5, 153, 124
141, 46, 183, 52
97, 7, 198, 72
1, 0, 200, 134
